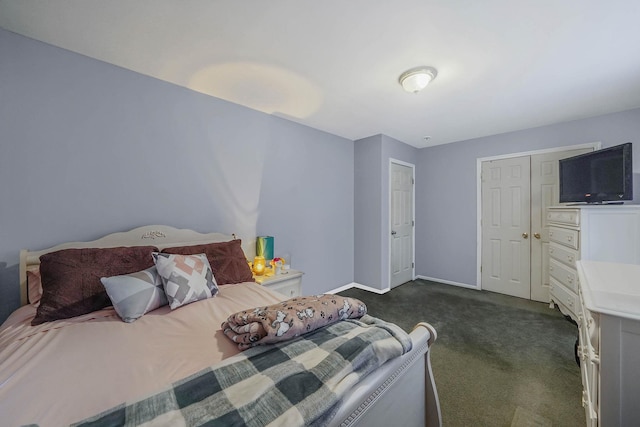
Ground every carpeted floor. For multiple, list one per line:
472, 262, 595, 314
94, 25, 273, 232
338, 279, 585, 426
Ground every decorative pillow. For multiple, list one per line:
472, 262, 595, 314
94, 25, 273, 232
26, 267, 43, 305
32, 246, 158, 325
161, 239, 253, 285
153, 252, 218, 309
100, 266, 168, 323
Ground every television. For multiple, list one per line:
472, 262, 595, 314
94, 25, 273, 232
559, 142, 633, 204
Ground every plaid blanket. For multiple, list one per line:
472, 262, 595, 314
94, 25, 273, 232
73, 315, 412, 427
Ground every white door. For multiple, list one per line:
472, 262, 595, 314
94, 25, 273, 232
390, 162, 414, 288
529, 148, 592, 302
481, 156, 531, 299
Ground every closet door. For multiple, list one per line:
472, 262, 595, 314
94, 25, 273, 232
481, 156, 531, 299
480, 147, 594, 301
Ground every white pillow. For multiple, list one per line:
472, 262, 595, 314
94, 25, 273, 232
153, 252, 219, 309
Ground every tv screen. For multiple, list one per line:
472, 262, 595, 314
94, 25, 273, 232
559, 143, 633, 204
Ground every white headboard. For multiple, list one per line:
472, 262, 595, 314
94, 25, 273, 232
19, 225, 255, 306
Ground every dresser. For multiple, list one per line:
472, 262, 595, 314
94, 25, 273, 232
576, 260, 640, 427
547, 205, 640, 322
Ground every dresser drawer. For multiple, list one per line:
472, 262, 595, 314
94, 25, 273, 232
550, 277, 578, 316
549, 242, 579, 267
549, 258, 579, 292
549, 226, 579, 250
547, 208, 580, 226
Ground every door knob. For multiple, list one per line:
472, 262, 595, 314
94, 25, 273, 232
522, 232, 529, 239
534, 233, 541, 239
391, 231, 397, 235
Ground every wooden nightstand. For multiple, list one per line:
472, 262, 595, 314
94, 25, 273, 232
253, 269, 303, 298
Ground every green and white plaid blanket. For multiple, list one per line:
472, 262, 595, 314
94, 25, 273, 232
73, 315, 412, 427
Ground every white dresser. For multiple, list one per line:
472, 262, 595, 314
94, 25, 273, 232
576, 260, 640, 427
547, 205, 640, 322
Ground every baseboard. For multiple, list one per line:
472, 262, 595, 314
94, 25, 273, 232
331, 278, 478, 294
327, 282, 391, 295
414, 275, 479, 290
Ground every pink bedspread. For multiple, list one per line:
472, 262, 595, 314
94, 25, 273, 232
0, 281, 286, 427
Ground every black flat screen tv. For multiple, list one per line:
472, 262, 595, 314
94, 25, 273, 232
559, 143, 633, 204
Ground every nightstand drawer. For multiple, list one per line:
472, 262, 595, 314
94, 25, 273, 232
549, 226, 579, 250
549, 242, 579, 267
267, 280, 301, 298
254, 270, 304, 298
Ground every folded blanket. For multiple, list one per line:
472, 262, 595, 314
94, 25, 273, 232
222, 294, 367, 350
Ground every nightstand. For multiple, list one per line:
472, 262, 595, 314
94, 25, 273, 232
253, 269, 303, 298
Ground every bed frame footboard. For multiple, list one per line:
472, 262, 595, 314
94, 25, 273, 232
331, 322, 442, 427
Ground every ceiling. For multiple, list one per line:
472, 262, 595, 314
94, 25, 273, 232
2, 1, 640, 148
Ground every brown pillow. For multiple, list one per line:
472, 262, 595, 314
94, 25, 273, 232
161, 239, 253, 285
32, 246, 158, 325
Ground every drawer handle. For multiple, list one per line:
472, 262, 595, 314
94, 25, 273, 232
567, 236, 573, 242
549, 231, 554, 237
550, 248, 554, 254
567, 276, 573, 283
549, 266, 554, 271
568, 256, 574, 262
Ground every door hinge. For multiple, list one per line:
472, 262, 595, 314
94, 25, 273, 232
480, 266, 482, 273
412, 220, 415, 226
412, 262, 414, 268
411, 177, 414, 185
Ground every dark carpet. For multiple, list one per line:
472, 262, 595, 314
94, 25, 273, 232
338, 279, 584, 426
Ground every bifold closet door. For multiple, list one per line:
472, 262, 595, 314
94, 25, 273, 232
481, 147, 593, 301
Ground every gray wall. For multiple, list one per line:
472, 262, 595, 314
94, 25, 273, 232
354, 134, 418, 290
0, 29, 354, 323
415, 108, 640, 287
354, 135, 383, 288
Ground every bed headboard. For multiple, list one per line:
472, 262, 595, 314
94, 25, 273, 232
19, 225, 256, 306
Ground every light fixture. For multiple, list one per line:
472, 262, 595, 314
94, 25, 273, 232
399, 66, 437, 93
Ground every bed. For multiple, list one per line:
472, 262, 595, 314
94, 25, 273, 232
0, 225, 441, 427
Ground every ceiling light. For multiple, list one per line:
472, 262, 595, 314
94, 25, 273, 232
398, 66, 437, 93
